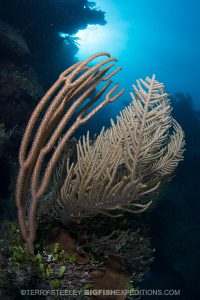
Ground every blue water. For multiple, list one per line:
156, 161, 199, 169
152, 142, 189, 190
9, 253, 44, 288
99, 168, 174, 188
75, 0, 200, 110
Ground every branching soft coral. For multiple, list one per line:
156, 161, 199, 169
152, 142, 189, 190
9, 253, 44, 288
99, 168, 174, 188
15, 52, 123, 254
51, 75, 185, 222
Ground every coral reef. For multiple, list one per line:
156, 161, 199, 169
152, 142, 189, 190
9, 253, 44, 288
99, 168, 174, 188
11, 56, 184, 300
0, 215, 153, 299
0, 25, 186, 294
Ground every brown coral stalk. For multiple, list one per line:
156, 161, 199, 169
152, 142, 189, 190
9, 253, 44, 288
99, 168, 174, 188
15, 52, 124, 254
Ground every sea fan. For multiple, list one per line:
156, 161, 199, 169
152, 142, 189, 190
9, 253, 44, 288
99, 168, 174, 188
51, 75, 185, 221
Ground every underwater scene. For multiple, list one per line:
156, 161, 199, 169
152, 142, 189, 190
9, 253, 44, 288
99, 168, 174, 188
0, 0, 199, 299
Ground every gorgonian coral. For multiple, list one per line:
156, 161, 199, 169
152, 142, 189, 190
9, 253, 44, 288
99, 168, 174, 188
51, 75, 185, 222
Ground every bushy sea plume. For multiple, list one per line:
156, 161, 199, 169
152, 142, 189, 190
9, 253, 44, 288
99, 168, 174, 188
51, 75, 185, 222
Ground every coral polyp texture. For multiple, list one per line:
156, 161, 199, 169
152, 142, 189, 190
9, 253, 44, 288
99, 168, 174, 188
51, 75, 185, 221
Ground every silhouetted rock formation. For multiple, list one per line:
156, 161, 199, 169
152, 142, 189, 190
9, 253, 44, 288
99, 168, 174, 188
0, 0, 106, 87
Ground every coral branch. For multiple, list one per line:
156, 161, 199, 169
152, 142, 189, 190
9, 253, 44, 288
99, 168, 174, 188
15, 52, 123, 254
